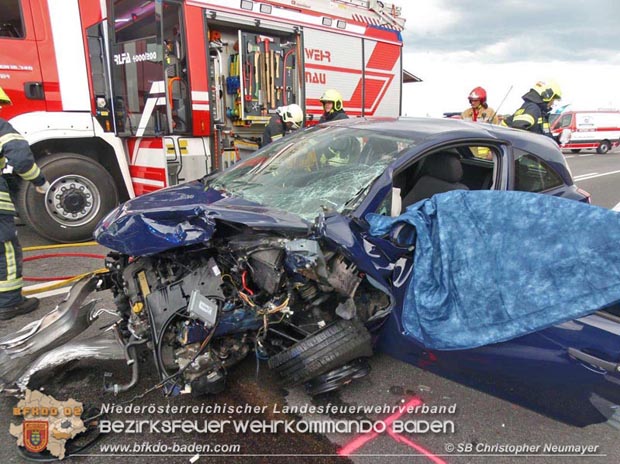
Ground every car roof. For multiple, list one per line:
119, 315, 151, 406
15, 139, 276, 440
319, 117, 565, 165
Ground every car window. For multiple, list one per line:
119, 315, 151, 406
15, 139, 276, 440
209, 127, 416, 221
513, 151, 563, 193
0, 0, 25, 38
382, 144, 499, 216
560, 114, 572, 128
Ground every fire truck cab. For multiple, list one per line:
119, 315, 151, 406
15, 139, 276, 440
1, 0, 406, 242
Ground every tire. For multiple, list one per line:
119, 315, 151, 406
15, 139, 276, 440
570, 149, 581, 154
17, 153, 119, 243
268, 319, 373, 386
596, 141, 611, 154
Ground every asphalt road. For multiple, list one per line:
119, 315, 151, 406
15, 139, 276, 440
2, 150, 620, 463
564, 144, 620, 208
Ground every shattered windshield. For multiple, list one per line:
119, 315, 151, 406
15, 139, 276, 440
209, 127, 416, 220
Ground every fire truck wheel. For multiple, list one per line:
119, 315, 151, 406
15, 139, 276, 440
17, 153, 119, 243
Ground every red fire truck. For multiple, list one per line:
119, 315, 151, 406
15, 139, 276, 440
1, 0, 406, 242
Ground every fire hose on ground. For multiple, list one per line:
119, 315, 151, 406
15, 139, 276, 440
21, 241, 108, 296
10, 241, 109, 461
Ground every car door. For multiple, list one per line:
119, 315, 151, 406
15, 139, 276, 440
351, 145, 620, 426
378, 306, 620, 426
362, 196, 620, 426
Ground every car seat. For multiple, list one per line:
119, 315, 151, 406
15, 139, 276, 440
359, 138, 399, 164
402, 151, 470, 206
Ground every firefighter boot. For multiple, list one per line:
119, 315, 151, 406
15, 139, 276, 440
0, 297, 39, 320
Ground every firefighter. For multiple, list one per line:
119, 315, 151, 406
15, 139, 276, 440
262, 104, 304, 147
323, 135, 360, 167
318, 89, 348, 123
0, 87, 49, 320
461, 87, 498, 123
503, 81, 562, 137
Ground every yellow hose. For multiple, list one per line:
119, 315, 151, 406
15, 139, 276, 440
23, 241, 100, 252
22, 241, 107, 296
23, 268, 108, 296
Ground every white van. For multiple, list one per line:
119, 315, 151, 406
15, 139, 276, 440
553, 111, 620, 154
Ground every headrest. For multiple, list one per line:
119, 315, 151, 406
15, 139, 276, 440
422, 152, 463, 183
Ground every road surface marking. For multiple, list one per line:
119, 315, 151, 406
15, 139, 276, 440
26, 287, 70, 299
339, 396, 445, 463
572, 172, 598, 180
573, 170, 620, 182
23, 282, 70, 299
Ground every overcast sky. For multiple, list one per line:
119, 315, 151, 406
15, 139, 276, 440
399, 0, 620, 117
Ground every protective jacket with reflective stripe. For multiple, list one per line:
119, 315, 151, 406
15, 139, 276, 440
0, 118, 46, 215
262, 114, 286, 147
502, 89, 552, 137
461, 106, 499, 124
319, 109, 348, 123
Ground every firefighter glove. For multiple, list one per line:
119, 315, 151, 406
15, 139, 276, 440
35, 180, 50, 194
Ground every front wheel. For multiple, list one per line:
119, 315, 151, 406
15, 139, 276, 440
268, 319, 373, 387
596, 141, 611, 154
17, 153, 119, 243
570, 149, 581, 154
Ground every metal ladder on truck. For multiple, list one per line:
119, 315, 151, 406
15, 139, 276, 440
263, 0, 406, 30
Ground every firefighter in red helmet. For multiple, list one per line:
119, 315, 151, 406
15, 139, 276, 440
461, 87, 498, 124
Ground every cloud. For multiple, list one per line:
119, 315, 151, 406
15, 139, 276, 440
399, 1, 459, 35
401, 0, 620, 63
398, 1, 620, 117
401, 54, 620, 117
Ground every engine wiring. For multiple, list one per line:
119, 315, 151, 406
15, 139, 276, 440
80, 301, 225, 430
155, 303, 221, 381
241, 270, 254, 295
13, 226, 391, 461
238, 290, 256, 307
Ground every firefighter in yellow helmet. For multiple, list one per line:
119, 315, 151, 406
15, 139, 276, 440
318, 89, 348, 123
0, 87, 49, 320
502, 80, 562, 138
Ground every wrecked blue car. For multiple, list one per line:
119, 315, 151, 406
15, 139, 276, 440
2, 118, 618, 428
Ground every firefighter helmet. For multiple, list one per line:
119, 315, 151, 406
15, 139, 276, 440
0, 87, 11, 105
278, 104, 304, 130
468, 87, 487, 105
534, 80, 562, 103
319, 89, 343, 112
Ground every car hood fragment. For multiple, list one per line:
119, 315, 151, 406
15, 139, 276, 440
94, 180, 311, 255
367, 190, 620, 350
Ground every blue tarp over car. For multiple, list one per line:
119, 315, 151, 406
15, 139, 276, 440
367, 190, 620, 350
